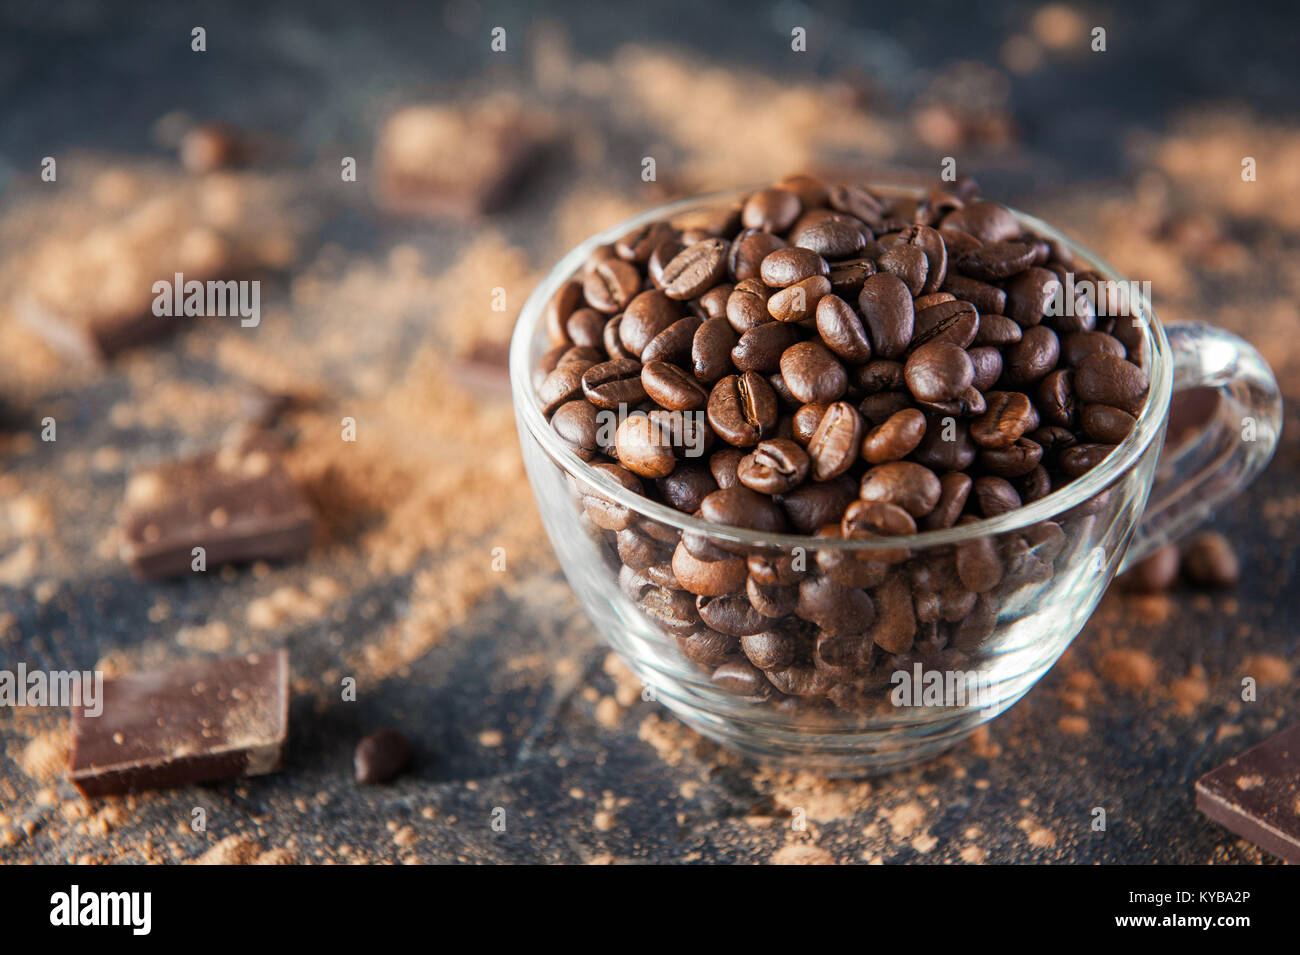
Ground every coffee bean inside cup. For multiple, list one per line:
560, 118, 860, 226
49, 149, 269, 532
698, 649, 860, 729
536, 174, 1156, 714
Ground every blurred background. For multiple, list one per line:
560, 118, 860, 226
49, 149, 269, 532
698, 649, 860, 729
0, 0, 1296, 864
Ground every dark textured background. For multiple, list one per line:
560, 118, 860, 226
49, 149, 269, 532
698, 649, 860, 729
0, 0, 1297, 864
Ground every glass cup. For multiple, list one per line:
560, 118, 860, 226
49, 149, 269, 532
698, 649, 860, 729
509, 187, 1282, 775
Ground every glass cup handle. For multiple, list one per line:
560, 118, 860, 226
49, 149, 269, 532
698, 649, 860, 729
1120, 321, 1283, 571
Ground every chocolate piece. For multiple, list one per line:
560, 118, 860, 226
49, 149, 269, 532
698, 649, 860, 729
18, 294, 180, 363
69, 651, 289, 797
120, 441, 315, 580
1196, 723, 1300, 863
374, 98, 551, 217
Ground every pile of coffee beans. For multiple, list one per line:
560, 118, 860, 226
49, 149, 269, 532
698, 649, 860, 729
534, 174, 1151, 714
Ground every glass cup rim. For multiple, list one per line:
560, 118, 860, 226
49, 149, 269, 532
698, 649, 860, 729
509, 183, 1174, 552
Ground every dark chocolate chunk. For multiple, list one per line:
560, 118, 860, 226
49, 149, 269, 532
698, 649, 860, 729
1196, 723, 1300, 863
69, 651, 289, 797
120, 440, 315, 579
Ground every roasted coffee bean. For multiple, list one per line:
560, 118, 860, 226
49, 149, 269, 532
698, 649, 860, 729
697, 593, 770, 636
1081, 403, 1135, 443
728, 228, 787, 281
679, 628, 740, 667
815, 532, 891, 588
638, 586, 698, 633
924, 471, 972, 530
857, 392, 913, 427
732, 321, 801, 372
671, 541, 747, 596
1058, 442, 1116, 477
853, 359, 905, 394
913, 413, 977, 471
699, 485, 786, 533
660, 237, 729, 300
620, 290, 681, 357
583, 462, 643, 531
955, 533, 1003, 593
725, 278, 774, 332
877, 242, 928, 297
581, 358, 647, 410
807, 400, 865, 481
971, 391, 1034, 449
656, 462, 717, 512
1062, 330, 1126, 367
912, 299, 979, 350
616, 221, 675, 263
709, 448, 745, 489
747, 552, 806, 586
814, 630, 871, 678
767, 371, 797, 407
979, 438, 1043, 477
740, 629, 800, 669
941, 199, 1019, 243
972, 313, 1022, 347
696, 284, 734, 322
1119, 544, 1180, 594
615, 413, 677, 478
1182, 531, 1239, 588
1003, 267, 1060, 327
828, 258, 877, 298
778, 342, 847, 404
768, 275, 831, 323
711, 660, 775, 699
841, 501, 915, 565
680, 527, 734, 563
767, 664, 833, 697
1018, 465, 1052, 502
565, 307, 607, 348
973, 476, 1021, 517
616, 526, 664, 571
692, 317, 739, 383
968, 346, 1003, 391
870, 575, 916, 653
1073, 353, 1149, 413
583, 258, 641, 314
551, 399, 601, 459
796, 576, 875, 635
857, 273, 914, 359
898, 224, 948, 295
793, 215, 868, 259
862, 408, 926, 463
743, 187, 802, 232
828, 183, 886, 226
904, 342, 974, 403
746, 578, 800, 618
1110, 314, 1147, 368
942, 273, 1006, 315
778, 476, 856, 533
642, 360, 708, 411
545, 280, 584, 346
538, 360, 593, 415
1002, 325, 1060, 387
602, 316, 635, 361
1037, 369, 1076, 427
859, 461, 941, 517
354, 729, 413, 785
737, 439, 811, 494
956, 240, 1037, 281
641, 316, 702, 365
815, 294, 872, 363
950, 596, 997, 651
776, 173, 830, 209
760, 247, 829, 288
708, 372, 779, 447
